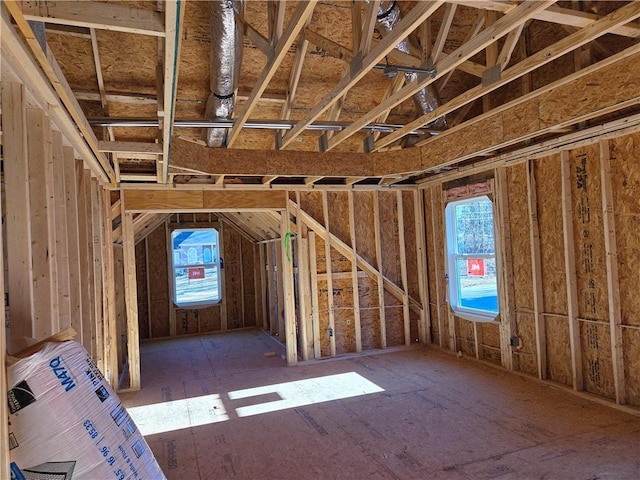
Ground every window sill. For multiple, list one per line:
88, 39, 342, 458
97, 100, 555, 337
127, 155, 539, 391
451, 308, 498, 323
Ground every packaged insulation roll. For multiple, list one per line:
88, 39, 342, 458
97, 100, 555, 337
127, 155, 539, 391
7, 340, 166, 480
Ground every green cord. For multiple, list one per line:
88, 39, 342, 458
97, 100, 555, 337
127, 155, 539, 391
284, 231, 293, 262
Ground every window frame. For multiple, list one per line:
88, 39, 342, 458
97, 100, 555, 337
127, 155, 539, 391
444, 194, 499, 323
170, 227, 222, 308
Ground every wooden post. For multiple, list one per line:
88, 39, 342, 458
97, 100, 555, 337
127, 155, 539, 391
101, 187, 118, 388
145, 237, 153, 338
281, 206, 297, 364
276, 240, 286, 340
0, 147, 10, 480
296, 192, 312, 360
63, 146, 83, 343
52, 131, 71, 331
473, 321, 483, 360
259, 243, 268, 331
348, 191, 362, 352
254, 243, 263, 331
27, 108, 58, 339
430, 188, 445, 349
495, 169, 516, 370
441, 189, 457, 352
166, 220, 176, 336
219, 220, 228, 331
1, 82, 34, 340
560, 151, 584, 391
266, 242, 276, 334
414, 190, 430, 344
309, 231, 321, 359
373, 191, 387, 349
396, 191, 411, 346
76, 162, 95, 355
526, 159, 547, 380
600, 140, 626, 405
122, 210, 141, 390
91, 178, 105, 373
322, 191, 337, 356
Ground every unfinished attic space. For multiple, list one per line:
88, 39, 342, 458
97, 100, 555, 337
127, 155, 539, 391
2, 0, 640, 478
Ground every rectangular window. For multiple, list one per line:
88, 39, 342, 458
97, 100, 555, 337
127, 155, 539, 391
171, 228, 221, 307
445, 195, 498, 322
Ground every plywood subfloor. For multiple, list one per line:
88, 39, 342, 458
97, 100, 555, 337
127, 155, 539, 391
120, 329, 640, 479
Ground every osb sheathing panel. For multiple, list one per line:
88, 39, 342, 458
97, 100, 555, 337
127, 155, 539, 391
569, 144, 608, 322
507, 164, 534, 309
198, 305, 222, 333
402, 191, 419, 300
538, 54, 640, 129
535, 157, 568, 315
359, 276, 381, 351
481, 321, 502, 366
384, 303, 405, 348
147, 224, 170, 338
135, 241, 150, 340
378, 191, 401, 284
175, 310, 199, 336
456, 318, 475, 357
610, 133, 640, 327
622, 328, 640, 407
544, 316, 572, 387
315, 236, 327, 274
502, 101, 540, 143
300, 191, 325, 228
47, 34, 97, 93
410, 310, 419, 344
241, 236, 257, 328
223, 224, 244, 329
327, 192, 351, 248
580, 321, 615, 399
331, 247, 352, 274
353, 192, 376, 267
514, 311, 538, 376
330, 278, 357, 355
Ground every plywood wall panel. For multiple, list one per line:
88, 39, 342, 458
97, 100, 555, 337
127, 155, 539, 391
580, 321, 615, 399
514, 312, 538, 376
610, 133, 640, 327
135, 242, 149, 340
199, 306, 222, 333
481, 321, 501, 365
223, 224, 244, 329
378, 191, 401, 284
317, 279, 332, 357
535, 157, 568, 315
327, 192, 351, 247
242, 236, 257, 328
544, 316, 572, 387
456, 318, 475, 357
300, 191, 325, 227
384, 304, 405, 347
353, 192, 376, 267
330, 247, 352, 274
147, 224, 170, 338
622, 328, 640, 407
569, 144, 608, 322
315, 237, 327, 274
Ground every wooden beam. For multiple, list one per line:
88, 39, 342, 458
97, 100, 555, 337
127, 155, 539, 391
296, 192, 312, 360
373, 191, 387, 349
279, 18, 310, 139
599, 140, 626, 404
101, 188, 118, 388
378, 2, 640, 151
18, 0, 165, 36
560, 151, 583, 391
161, 0, 185, 183
526, 160, 547, 380
414, 190, 430, 344
452, 1, 640, 38
438, 14, 484, 92
496, 23, 525, 70
99, 141, 163, 155
0, 158, 9, 480
237, 15, 270, 55
76, 163, 95, 356
3, 3, 115, 182
308, 231, 322, 358
90, 179, 105, 373
122, 210, 141, 390
280, 1, 443, 149
322, 191, 337, 357
396, 191, 411, 346
431, 3, 457, 63
430, 188, 444, 348
348, 192, 362, 353
228, 1, 318, 147
259, 243, 268, 331
1, 83, 34, 339
219, 220, 228, 331
331, 0, 556, 151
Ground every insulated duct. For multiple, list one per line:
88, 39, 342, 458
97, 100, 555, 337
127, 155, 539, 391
376, 1, 446, 131
204, 0, 243, 147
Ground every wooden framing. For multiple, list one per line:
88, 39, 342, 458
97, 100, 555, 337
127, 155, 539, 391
348, 191, 363, 353
0, 150, 9, 480
308, 231, 322, 358
322, 191, 337, 357
372, 191, 387, 349
122, 209, 141, 390
281, 203, 297, 364
413, 190, 430, 344
560, 151, 584, 391
429, 188, 445, 349
599, 140, 626, 405
526, 160, 547, 380
296, 192, 312, 360
76, 162, 95, 356
219, 220, 228, 331
396, 191, 411, 346
90, 179, 105, 373
101, 188, 118, 388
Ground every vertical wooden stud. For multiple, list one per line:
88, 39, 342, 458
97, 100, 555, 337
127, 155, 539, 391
122, 210, 141, 390
414, 190, 430, 344
348, 191, 362, 352
276, 240, 286, 340
430, 188, 445, 348
396, 191, 411, 346
63, 146, 82, 342
76, 162, 94, 355
145, 237, 153, 338
0, 150, 10, 480
254, 243, 263, 331
322, 191, 337, 356
101, 188, 118, 387
526, 159, 547, 380
281, 206, 297, 364
560, 151, 584, 391
373, 191, 387, 349
219, 220, 228, 331
309, 231, 321, 359
90, 178, 105, 373
296, 192, 312, 360
2, 83, 34, 340
166, 220, 176, 336
259, 243, 268, 331
600, 140, 626, 404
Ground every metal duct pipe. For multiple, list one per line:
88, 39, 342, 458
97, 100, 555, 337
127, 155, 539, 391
204, 0, 243, 147
376, 1, 446, 131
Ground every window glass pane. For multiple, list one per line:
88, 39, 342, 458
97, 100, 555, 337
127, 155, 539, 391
455, 257, 498, 313
454, 199, 495, 255
174, 266, 220, 305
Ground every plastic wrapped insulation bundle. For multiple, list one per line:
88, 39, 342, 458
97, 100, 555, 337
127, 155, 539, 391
376, 1, 446, 131
204, 0, 243, 147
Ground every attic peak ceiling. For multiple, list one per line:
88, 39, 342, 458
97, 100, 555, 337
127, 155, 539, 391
3, 1, 640, 187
